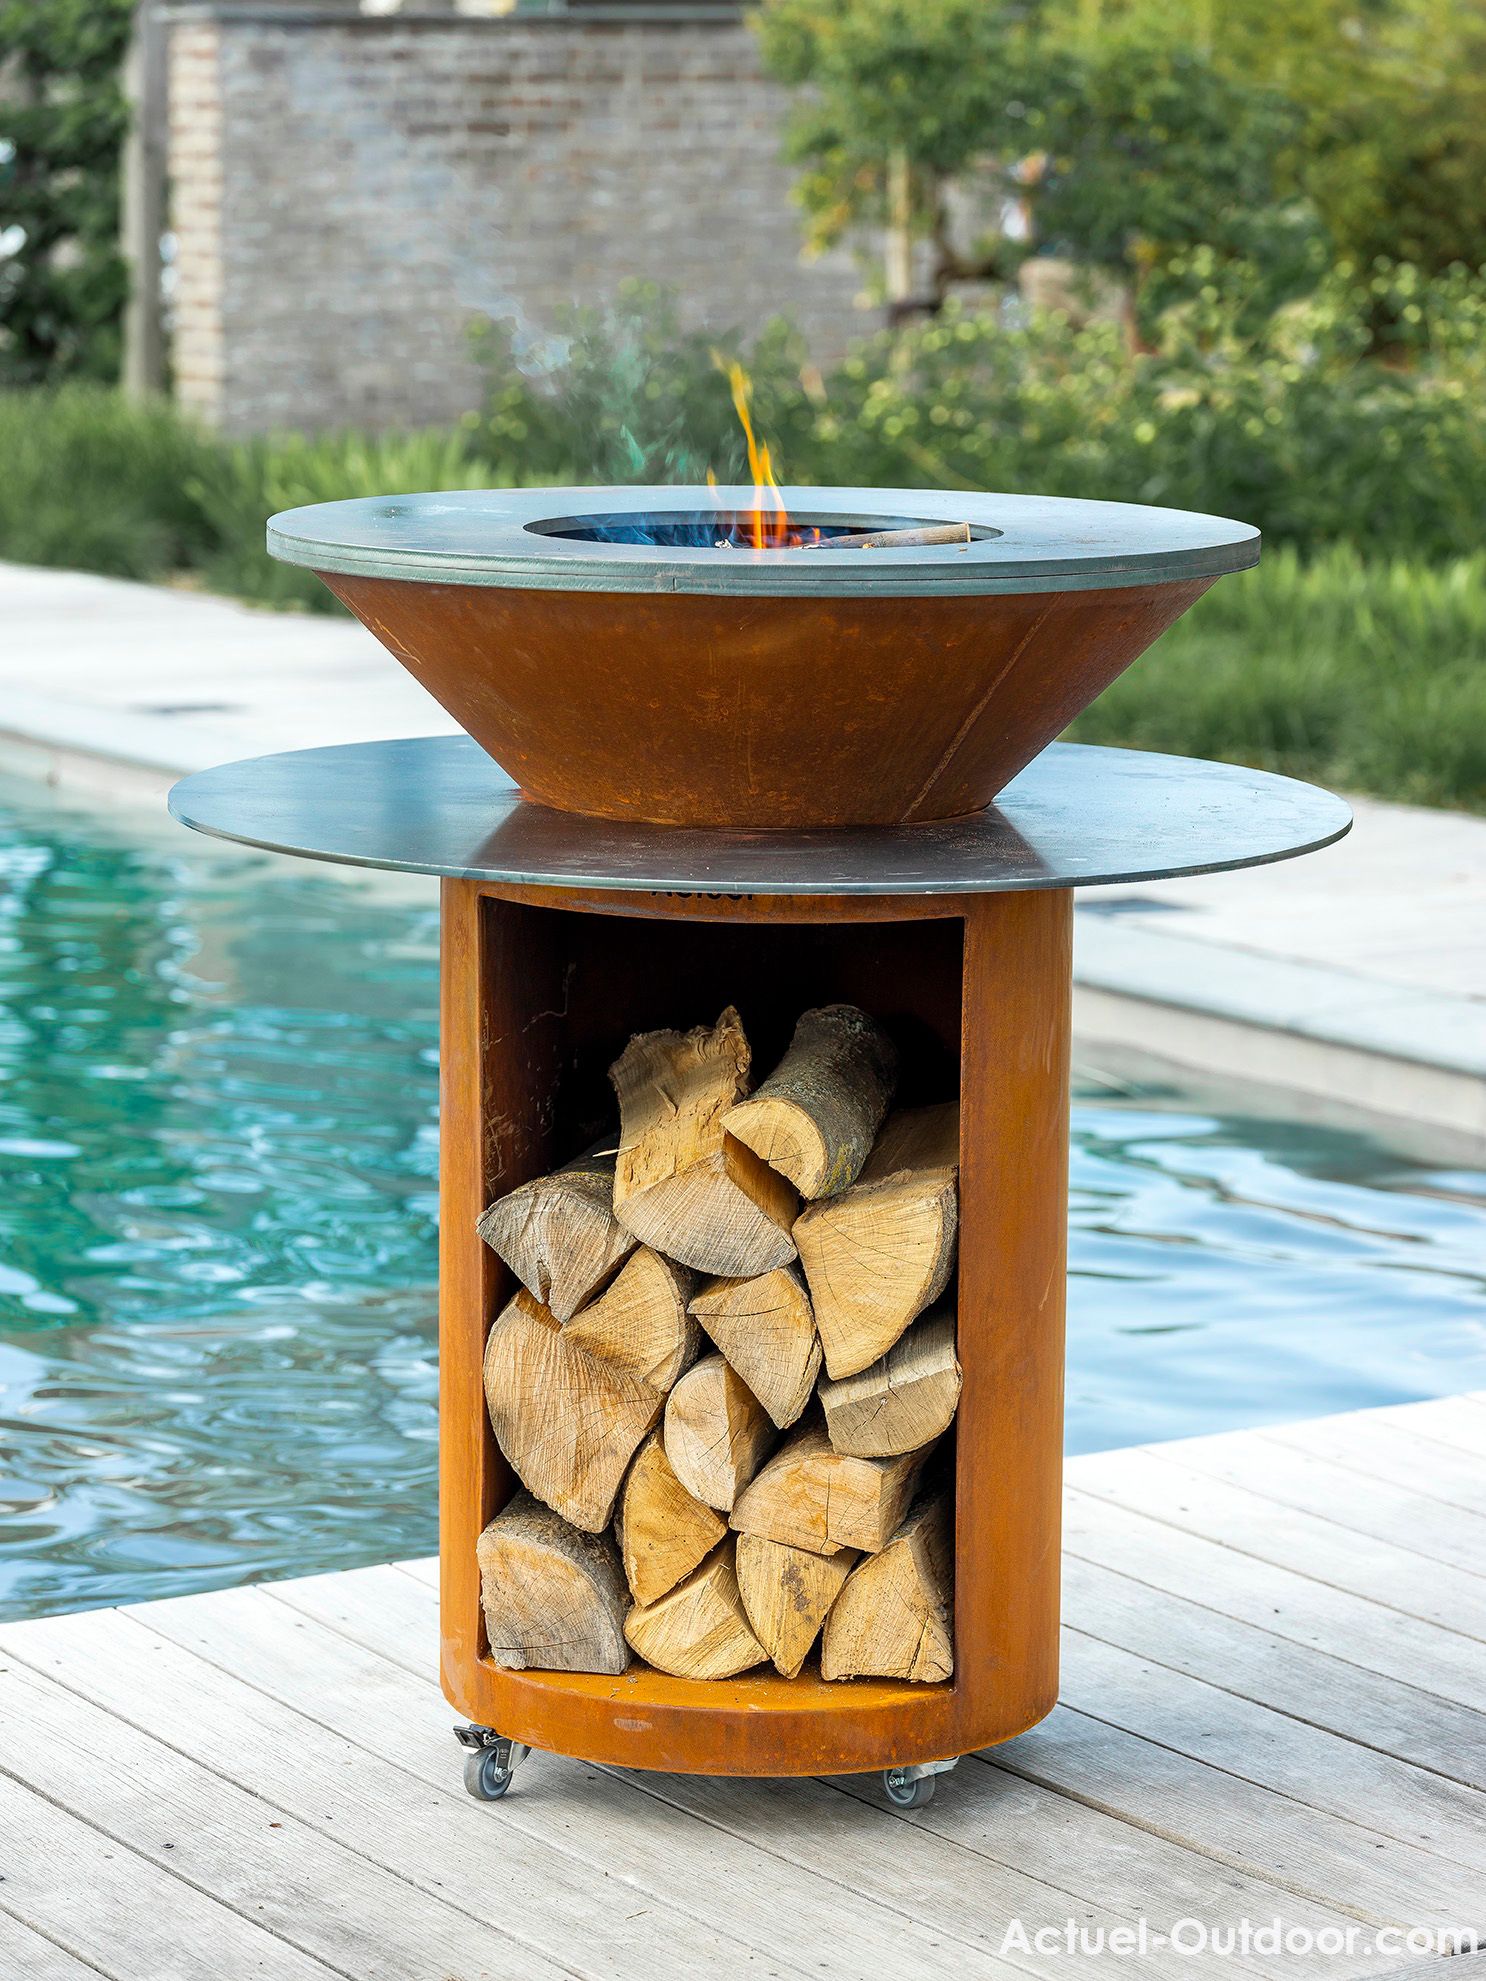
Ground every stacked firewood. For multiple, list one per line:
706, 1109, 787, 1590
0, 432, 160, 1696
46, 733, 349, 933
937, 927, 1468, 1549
474, 1005, 960, 1685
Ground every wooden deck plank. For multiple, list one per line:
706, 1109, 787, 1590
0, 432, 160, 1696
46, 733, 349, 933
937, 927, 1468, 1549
3, 1394, 1483, 1981
1063, 1491, 1486, 1711
0, 1770, 345, 1981
0, 1653, 591, 1981
1057, 1630, 1486, 1874
0, 1608, 828, 1981
988, 1701, 1477, 1935
84, 1585, 1007, 1981
1063, 1554, 1486, 1790
1071, 1445, 1486, 1637
188, 1567, 1376, 1981
821, 1761, 1380, 1980
0, 1906, 112, 1980
1140, 1429, 1486, 1578
242, 1571, 1153, 1981
1263, 1413, 1486, 1514
1369, 1396, 1486, 1460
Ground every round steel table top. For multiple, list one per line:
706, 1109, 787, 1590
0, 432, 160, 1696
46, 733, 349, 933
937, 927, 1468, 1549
169, 737, 1351, 896
265, 486, 1260, 599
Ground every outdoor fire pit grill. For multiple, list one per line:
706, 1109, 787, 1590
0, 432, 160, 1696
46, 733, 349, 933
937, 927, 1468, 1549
170, 487, 1348, 1812
265, 485, 1259, 828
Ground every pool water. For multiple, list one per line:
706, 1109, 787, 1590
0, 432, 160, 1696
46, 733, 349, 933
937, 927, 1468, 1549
0, 775, 1482, 1622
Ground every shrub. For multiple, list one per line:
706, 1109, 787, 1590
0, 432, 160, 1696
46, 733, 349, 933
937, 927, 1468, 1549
473, 268, 1486, 563
0, 384, 220, 578
1071, 545, 1486, 811
188, 425, 502, 611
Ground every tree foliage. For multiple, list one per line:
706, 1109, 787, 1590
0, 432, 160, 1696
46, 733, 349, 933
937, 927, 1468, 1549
755, 0, 1486, 308
0, 0, 135, 385
755, 0, 1053, 300
1049, 0, 1486, 275
754, 0, 1305, 308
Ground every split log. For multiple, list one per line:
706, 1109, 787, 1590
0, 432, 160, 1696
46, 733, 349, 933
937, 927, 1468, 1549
477, 1491, 630, 1675
720, 1004, 897, 1199
617, 1429, 727, 1607
563, 1246, 698, 1391
735, 1532, 857, 1679
818, 1303, 961, 1458
624, 1539, 767, 1680
689, 1266, 821, 1430
609, 1007, 797, 1277
476, 1145, 634, 1323
664, 1353, 778, 1513
821, 1493, 953, 1683
730, 1422, 933, 1556
794, 1102, 959, 1379
483, 1286, 691, 1532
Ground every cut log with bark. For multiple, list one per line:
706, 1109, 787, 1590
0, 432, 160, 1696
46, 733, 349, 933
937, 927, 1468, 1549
617, 1429, 727, 1607
563, 1247, 698, 1390
483, 1286, 693, 1532
730, 1421, 934, 1556
609, 1007, 798, 1277
624, 1539, 768, 1680
794, 1102, 959, 1380
820, 1493, 953, 1683
663, 1353, 778, 1513
721, 1004, 897, 1199
689, 1266, 821, 1430
477, 1491, 630, 1675
818, 1303, 961, 1458
735, 1531, 857, 1678
476, 1145, 634, 1323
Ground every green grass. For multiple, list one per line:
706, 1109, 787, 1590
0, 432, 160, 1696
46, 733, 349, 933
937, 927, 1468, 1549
0, 389, 1481, 812
1069, 545, 1486, 812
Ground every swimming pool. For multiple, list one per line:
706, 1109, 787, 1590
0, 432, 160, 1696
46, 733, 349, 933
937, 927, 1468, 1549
0, 773, 1481, 1621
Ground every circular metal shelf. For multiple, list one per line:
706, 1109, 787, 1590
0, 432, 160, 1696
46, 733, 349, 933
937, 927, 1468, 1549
169, 736, 1351, 895
265, 486, 1260, 598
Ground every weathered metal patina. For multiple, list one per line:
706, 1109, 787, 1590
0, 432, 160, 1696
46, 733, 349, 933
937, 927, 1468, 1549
266, 487, 1259, 829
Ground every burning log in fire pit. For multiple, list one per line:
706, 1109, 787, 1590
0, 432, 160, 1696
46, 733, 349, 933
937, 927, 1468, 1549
476, 1001, 961, 1685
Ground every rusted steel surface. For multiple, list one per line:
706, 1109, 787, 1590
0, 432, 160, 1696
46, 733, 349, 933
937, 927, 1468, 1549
326, 572, 1211, 826
438, 878, 1071, 1774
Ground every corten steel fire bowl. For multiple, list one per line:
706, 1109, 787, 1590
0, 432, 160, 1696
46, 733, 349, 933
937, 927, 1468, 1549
267, 486, 1259, 829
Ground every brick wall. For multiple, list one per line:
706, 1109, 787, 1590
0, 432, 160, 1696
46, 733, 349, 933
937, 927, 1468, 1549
166, 6, 867, 434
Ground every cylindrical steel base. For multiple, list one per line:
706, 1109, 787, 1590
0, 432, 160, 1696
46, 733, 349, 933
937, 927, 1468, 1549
437, 880, 1072, 1776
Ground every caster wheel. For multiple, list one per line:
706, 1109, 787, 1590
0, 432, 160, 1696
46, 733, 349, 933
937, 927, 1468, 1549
883, 1768, 937, 1810
464, 1747, 514, 1801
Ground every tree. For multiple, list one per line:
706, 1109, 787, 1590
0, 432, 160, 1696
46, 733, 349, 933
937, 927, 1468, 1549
754, 0, 1056, 311
754, 0, 1305, 319
1029, 38, 1309, 301
1053, 0, 1486, 276
0, 0, 135, 385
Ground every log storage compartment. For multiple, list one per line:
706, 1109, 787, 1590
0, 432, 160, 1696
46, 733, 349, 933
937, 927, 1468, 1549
171, 484, 1351, 1806
442, 888, 1070, 1777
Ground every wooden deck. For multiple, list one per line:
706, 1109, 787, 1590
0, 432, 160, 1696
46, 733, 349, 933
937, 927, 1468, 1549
2, 1394, 1484, 1981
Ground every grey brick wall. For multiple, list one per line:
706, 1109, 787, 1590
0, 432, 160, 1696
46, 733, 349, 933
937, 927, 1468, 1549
166, 7, 867, 434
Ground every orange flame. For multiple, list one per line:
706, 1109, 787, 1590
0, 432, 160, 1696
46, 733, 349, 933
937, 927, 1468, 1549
721, 360, 790, 548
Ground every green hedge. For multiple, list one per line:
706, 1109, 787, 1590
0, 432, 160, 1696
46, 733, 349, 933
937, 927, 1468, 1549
1069, 546, 1486, 811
